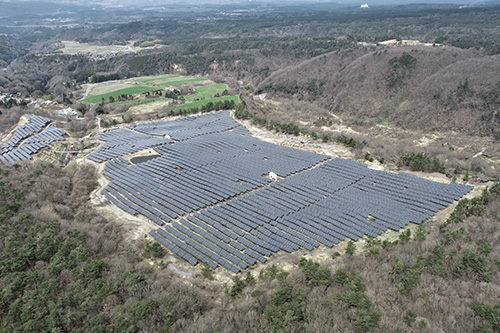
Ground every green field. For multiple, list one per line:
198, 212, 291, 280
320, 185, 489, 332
82, 75, 227, 105
82, 86, 157, 103
184, 84, 230, 101
169, 95, 239, 111
159, 77, 208, 87
136, 74, 182, 84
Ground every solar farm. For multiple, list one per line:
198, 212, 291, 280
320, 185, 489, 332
92, 111, 473, 273
0, 115, 67, 164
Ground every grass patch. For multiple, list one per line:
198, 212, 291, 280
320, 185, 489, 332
82, 86, 157, 104
128, 99, 171, 114
169, 95, 239, 111
136, 74, 182, 84
159, 78, 208, 87
184, 84, 229, 101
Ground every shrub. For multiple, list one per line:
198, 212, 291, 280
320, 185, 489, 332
336, 135, 365, 149
299, 258, 331, 286
404, 309, 417, 326
352, 310, 381, 332
244, 272, 256, 285
264, 284, 306, 330
259, 264, 289, 282
472, 302, 500, 331
346, 240, 356, 255
230, 276, 246, 297
456, 250, 492, 282
334, 269, 365, 292
143, 240, 164, 259
201, 263, 214, 280
476, 240, 493, 255
398, 152, 445, 173
334, 290, 372, 309
399, 229, 412, 244
414, 224, 427, 241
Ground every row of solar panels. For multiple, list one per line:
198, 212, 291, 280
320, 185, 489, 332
0, 126, 66, 165
89, 113, 247, 163
129, 111, 245, 141
0, 114, 51, 155
88, 128, 172, 163
99, 125, 330, 221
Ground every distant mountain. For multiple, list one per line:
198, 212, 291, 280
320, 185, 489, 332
4, 0, 492, 8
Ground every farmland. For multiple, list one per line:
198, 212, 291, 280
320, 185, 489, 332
79, 74, 239, 126
81, 74, 229, 106
169, 96, 239, 112
184, 84, 229, 101
158, 77, 208, 87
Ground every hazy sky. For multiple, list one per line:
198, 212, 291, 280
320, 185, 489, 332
4, 0, 486, 4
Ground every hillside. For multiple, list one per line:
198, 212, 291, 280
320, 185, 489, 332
0, 36, 30, 68
257, 45, 500, 136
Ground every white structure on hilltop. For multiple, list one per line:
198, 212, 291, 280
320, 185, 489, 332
360, 4, 370, 8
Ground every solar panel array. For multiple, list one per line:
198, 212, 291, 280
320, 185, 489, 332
100, 126, 328, 226
88, 129, 171, 163
88, 112, 246, 163
148, 158, 472, 272
95, 111, 473, 272
0, 115, 67, 164
128, 112, 242, 141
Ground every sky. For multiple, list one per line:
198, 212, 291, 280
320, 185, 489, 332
3, 0, 491, 4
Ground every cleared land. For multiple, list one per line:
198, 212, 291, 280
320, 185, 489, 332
60, 41, 144, 55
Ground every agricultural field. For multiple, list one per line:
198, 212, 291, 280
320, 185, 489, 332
81, 74, 224, 105
184, 83, 229, 101
135, 74, 184, 84
135, 74, 208, 87
169, 96, 239, 112
158, 77, 208, 87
